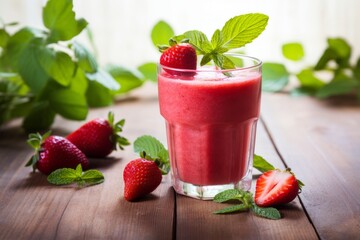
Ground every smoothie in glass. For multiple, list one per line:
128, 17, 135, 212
158, 54, 262, 199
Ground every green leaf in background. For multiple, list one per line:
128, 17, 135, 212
138, 62, 157, 82
354, 57, 360, 80
253, 154, 275, 173
86, 69, 120, 91
22, 101, 56, 131
220, 13, 269, 49
314, 48, 337, 70
0, 28, 10, 48
282, 42, 304, 61
316, 73, 358, 98
151, 20, 174, 47
3, 27, 45, 70
296, 68, 325, 90
262, 62, 289, 92
72, 41, 98, 73
328, 38, 351, 59
18, 38, 50, 94
86, 80, 113, 107
290, 87, 318, 97
38, 48, 75, 87
106, 65, 144, 94
70, 68, 88, 95
43, 0, 88, 42
48, 89, 88, 120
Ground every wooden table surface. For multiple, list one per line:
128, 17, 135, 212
0, 83, 359, 240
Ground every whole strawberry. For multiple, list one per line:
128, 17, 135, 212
255, 169, 300, 207
123, 158, 163, 201
26, 131, 89, 175
67, 112, 130, 158
160, 41, 197, 76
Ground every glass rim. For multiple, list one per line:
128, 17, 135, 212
159, 53, 262, 73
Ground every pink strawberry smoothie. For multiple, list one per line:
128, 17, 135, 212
158, 67, 261, 186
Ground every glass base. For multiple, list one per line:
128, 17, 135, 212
172, 176, 252, 200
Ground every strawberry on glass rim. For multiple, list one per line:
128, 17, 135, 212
159, 39, 197, 76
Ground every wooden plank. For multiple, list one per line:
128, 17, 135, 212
175, 119, 318, 240
0, 85, 174, 240
261, 93, 360, 239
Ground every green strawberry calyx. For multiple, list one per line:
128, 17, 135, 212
157, 38, 190, 53
25, 131, 51, 172
107, 111, 130, 151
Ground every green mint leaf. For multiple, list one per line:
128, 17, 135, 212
137, 62, 157, 82
22, 101, 56, 132
75, 164, 82, 176
262, 62, 289, 92
219, 13, 269, 50
327, 38, 351, 60
316, 73, 358, 99
47, 168, 78, 185
251, 204, 281, 220
151, 20, 174, 47
178, 30, 212, 54
85, 80, 113, 108
253, 154, 275, 173
69, 67, 88, 95
296, 69, 325, 90
72, 41, 98, 73
314, 47, 337, 70
105, 65, 144, 94
0, 28, 10, 48
210, 29, 222, 50
134, 135, 170, 174
38, 47, 75, 87
211, 53, 235, 69
290, 87, 318, 97
18, 38, 50, 94
48, 88, 88, 120
86, 69, 120, 91
213, 189, 244, 203
43, 0, 88, 42
354, 57, 360, 80
282, 42, 304, 61
81, 169, 105, 186
213, 204, 249, 214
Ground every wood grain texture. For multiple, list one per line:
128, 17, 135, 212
261, 93, 360, 240
175, 120, 318, 240
0, 84, 174, 240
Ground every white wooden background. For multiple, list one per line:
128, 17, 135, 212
0, 0, 359, 69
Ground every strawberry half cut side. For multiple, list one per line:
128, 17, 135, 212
255, 169, 300, 207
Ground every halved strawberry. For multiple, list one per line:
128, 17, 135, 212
160, 42, 197, 76
255, 169, 300, 207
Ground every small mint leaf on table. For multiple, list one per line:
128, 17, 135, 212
47, 164, 104, 187
251, 204, 281, 220
213, 204, 248, 214
213, 189, 244, 203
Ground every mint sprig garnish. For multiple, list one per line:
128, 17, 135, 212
213, 189, 281, 220
173, 13, 269, 69
133, 135, 170, 175
47, 164, 104, 187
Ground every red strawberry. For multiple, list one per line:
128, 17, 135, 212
160, 43, 197, 75
123, 158, 162, 201
67, 112, 129, 158
26, 131, 89, 175
255, 169, 300, 207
